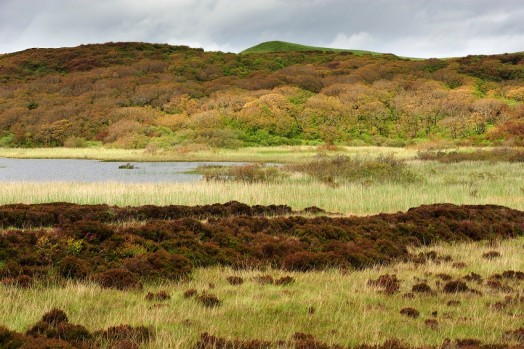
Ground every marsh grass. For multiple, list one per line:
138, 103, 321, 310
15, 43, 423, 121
286, 154, 419, 186
1, 237, 522, 348
418, 147, 524, 163
0, 146, 418, 163
0, 161, 522, 215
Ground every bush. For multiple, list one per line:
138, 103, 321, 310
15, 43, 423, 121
400, 307, 420, 318
196, 293, 222, 307
58, 256, 89, 280
226, 276, 244, 285
95, 269, 142, 290
412, 283, 433, 293
443, 280, 469, 293
124, 250, 192, 281
145, 291, 171, 301
368, 274, 401, 295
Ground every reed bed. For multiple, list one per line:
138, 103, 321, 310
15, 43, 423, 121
0, 161, 522, 215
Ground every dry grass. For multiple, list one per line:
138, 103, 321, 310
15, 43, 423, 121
1, 237, 522, 348
0, 146, 418, 163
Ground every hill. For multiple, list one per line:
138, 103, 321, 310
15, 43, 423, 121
241, 40, 383, 56
0, 42, 523, 148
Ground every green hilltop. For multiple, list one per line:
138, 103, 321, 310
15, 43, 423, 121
240, 40, 384, 56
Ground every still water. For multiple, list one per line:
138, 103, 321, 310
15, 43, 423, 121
0, 158, 240, 183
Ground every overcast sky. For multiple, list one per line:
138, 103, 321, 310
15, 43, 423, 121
1, 0, 523, 57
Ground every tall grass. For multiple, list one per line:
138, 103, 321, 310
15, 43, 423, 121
1, 237, 522, 348
0, 146, 418, 163
0, 161, 522, 215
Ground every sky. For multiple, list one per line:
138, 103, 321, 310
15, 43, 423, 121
1, 0, 523, 58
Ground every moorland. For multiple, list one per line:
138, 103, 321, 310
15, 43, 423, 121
0, 42, 523, 349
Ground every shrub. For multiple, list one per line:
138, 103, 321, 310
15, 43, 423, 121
145, 291, 171, 301
124, 250, 192, 281
1, 275, 33, 288
254, 275, 274, 285
412, 283, 433, 293
95, 269, 142, 290
282, 252, 333, 271
443, 280, 469, 293
226, 276, 244, 285
58, 256, 89, 280
196, 293, 222, 307
42, 309, 69, 326
368, 274, 401, 295
425, 319, 439, 330
400, 307, 420, 318
482, 251, 501, 259
183, 289, 198, 298
275, 276, 295, 285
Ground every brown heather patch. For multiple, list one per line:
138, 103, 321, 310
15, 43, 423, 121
145, 291, 170, 301
400, 307, 420, 319
463, 272, 483, 284
183, 288, 198, 298
452, 262, 468, 269
368, 274, 401, 295
411, 282, 433, 293
226, 276, 244, 285
482, 251, 502, 260
504, 328, 524, 343
275, 276, 295, 285
196, 292, 222, 308
443, 280, 470, 293
254, 275, 274, 285
95, 268, 143, 290
1, 203, 524, 291
0, 309, 153, 348
424, 319, 439, 330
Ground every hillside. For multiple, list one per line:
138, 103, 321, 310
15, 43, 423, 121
241, 40, 383, 56
0, 42, 523, 148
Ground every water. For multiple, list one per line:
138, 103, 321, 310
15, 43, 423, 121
0, 158, 242, 183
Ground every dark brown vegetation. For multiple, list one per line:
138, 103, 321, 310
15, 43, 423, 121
226, 276, 244, 285
1, 42, 524, 148
0, 202, 523, 287
368, 274, 401, 295
412, 282, 433, 293
443, 280, 470, 293
0, 308, 153, 348
400, 307, 420, 318
145, 291, 171, 301
196, 292, 222, 307
195, 332, 524, 349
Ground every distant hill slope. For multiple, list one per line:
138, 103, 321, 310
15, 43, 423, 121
241, 40, 383, 56
0, 42, 523, 148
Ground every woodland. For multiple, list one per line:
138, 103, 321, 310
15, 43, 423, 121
0, 42, 523, 149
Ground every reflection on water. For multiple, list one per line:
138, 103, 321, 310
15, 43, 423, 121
0, 158, 243, 183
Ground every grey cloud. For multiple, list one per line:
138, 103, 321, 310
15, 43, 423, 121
1, 0, 523, 57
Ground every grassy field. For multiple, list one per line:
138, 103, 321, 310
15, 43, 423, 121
0, 146, 418, 163
0, 160, 522, 215
2, 237, 522, 348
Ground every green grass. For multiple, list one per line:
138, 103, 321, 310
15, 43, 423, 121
241, 41, 384, 56
1, 237, 522, 348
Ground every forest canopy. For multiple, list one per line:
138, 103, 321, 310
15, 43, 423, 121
0, 42, 523, 148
